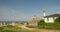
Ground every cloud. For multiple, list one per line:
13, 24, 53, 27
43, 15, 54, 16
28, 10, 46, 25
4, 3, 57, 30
0, 6, 30, 21
0, 6, 42, 21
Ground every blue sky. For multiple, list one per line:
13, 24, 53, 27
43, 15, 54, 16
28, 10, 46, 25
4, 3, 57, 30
0, 0, 60, 21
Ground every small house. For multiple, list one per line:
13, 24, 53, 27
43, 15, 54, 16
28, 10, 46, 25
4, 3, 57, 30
44, 14, 60, 23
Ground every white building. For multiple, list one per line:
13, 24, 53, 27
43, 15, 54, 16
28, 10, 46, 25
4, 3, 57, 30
43, 9, 60, 23
44, 14, 60, 23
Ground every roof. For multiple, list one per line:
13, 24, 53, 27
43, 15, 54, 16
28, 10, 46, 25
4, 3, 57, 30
44, 14, 60, 18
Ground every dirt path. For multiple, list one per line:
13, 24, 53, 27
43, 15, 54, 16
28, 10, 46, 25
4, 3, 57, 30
20, 25, 60, 32
20, 25, 36, 30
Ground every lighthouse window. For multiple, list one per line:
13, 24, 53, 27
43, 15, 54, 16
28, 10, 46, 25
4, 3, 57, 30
47, 18, 49, 21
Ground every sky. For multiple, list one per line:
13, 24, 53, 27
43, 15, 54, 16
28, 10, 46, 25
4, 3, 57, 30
0, 0, 60, 21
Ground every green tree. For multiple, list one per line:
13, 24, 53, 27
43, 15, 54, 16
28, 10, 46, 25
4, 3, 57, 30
38, 19, 45, 25
55, 17, 60, 22
38, 19, 45, 28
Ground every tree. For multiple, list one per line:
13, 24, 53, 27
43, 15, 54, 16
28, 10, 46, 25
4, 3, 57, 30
55, 17, 60, 22
38, 19, 45, 25
38, 19, 45, 28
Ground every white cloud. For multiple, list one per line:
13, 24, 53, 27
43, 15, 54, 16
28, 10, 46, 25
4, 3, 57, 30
0, 7, 30, 21
0, 6, 42, 21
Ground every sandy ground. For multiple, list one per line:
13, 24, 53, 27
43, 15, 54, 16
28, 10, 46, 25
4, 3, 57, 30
20, 25, 60, 32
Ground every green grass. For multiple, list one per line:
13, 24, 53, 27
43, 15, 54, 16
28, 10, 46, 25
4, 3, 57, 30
38, 22, 60, 29
0, 25, 38, 32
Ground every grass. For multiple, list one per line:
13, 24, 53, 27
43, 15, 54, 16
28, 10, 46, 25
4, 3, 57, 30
38, 22, 60, 29
0, 25, 38, 32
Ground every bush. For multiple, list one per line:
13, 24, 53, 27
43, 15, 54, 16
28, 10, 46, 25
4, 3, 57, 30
6, 25, 14, 28
0, 27, 4, 30
38, 19, 45, 28
55, 17, 60, 22
38, 19, 45, 25
38, 19, 60, 29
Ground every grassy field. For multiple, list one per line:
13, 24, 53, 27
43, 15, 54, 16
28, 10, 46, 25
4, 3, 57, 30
0, 25, 39, 32
38, 21, 60, 29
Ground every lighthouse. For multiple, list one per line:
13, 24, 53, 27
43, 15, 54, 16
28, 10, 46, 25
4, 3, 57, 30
43, 9, 46, 16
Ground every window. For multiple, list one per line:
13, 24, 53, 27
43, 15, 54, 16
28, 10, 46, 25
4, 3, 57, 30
53, 17, 54, 21
47, 17, 49, 21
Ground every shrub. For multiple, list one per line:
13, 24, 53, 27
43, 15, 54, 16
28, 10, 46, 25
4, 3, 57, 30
38, 19, 60, 29
55, 17, 60, 22
38, 19, 45, 25
0, 27, 4, 30
38, 19, 45, 24
38, 19, 45, 28
6, 25, 14, 28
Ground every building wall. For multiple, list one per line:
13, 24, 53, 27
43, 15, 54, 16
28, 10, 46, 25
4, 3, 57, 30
44, 17, 58, 23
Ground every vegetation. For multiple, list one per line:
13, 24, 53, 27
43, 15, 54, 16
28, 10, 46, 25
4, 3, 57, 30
55, 17, 60, 22
38, 18, 60, 29
0, 17, 60, 32
0, 25, 38, 32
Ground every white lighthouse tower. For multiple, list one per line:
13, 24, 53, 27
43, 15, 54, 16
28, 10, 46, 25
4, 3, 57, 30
43, 9, 46, 17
